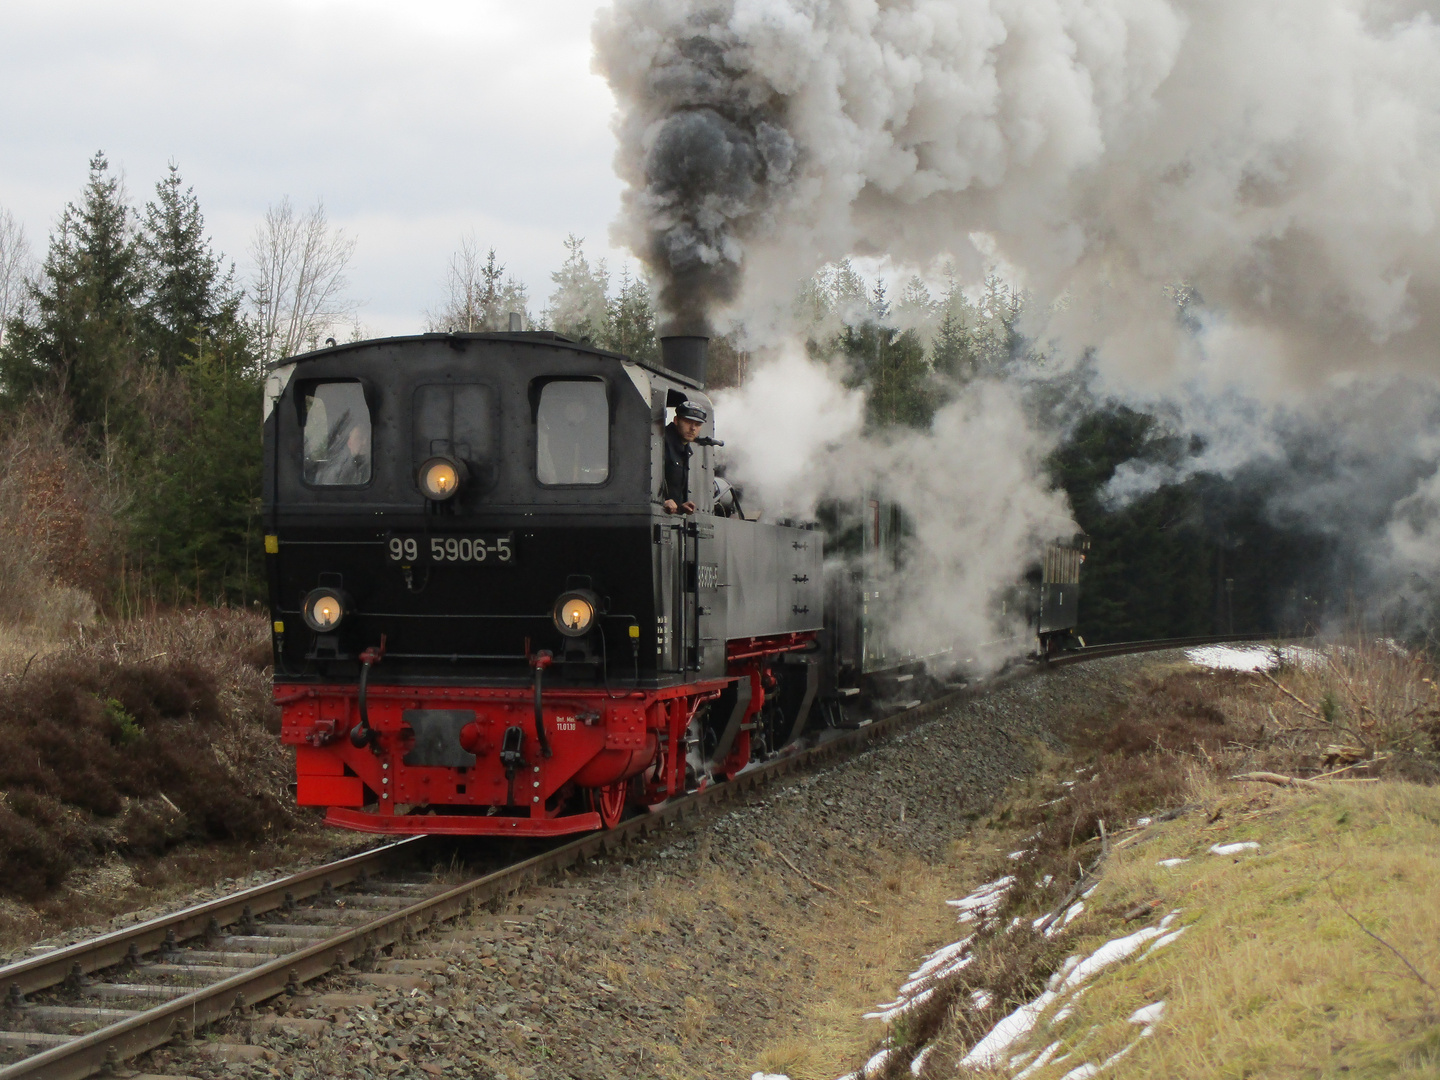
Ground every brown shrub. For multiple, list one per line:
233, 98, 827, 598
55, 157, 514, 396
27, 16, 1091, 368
0, 804, 75, 900
0, 404, 124, 629
0, 609, 297, 901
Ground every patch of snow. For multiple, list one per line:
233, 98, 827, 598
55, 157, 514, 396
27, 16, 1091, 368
1135, 816, 1152, 826
1141, 926, 1188, 958
1049, 955, 1082, 988
752, 1074, 790, 1080
1046, 901, 1085, 937
1186, 643, 1326, 672
867, 937, 977, 1022
864, 986, 935, 1022
1052, 984, 1090, 1025
1040, 874, 1054, 887
897, 938, 973, 993
1008, 849, 1031, 860
1013, 1041, 1064, 1080
1157, 858, 1189, 867
958, 989, 1060, 1068
861, 1048, 896, 1077
1062, 780, 1076, 787
1081, 884, 1098, 898
1060, 925, 1167, 992
1209, 841, 1260, 855
1129, 1001, 1166, 1026
1060, 1064, 1101, 1080
948, 876, 1013, 924
970, 988, 993, 1009
1100, 1039, 1140, 1068
909, 1045, 932, 1076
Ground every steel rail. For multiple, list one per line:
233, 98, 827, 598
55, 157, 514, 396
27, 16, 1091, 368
0, 680, 990, 1080
1047, 632, 1294, 667
0, 838, 424, 1001
0, 634, 1273, 1080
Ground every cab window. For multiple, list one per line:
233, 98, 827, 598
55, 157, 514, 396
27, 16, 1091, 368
302, 381, 371, 485
536, 379, 609, 485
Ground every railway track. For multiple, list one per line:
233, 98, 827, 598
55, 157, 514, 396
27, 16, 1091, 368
1047, 632, 1275, 666
0, 633, 1265, 1080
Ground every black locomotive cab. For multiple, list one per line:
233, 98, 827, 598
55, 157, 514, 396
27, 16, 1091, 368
265, 332, 823, 836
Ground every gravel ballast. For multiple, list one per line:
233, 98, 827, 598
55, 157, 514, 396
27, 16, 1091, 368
139, 654, 1161, 1080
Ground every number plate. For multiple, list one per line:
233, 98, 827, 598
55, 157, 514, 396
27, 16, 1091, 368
386, 534, 515, 565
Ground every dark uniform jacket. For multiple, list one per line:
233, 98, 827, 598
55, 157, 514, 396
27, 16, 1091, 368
661, 422, 692, 504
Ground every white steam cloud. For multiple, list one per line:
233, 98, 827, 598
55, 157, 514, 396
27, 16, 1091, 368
599, 0, 1440, 385
596, 0, 1440, 640
716, 345, 1075, 663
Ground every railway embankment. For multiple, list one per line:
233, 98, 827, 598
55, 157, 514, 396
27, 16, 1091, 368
132, 653, 1160, 1080
8, 635, 1434, 1080
827, 640, 1440, 1079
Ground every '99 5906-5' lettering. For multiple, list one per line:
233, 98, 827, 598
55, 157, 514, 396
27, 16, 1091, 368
387, 534, 514, 564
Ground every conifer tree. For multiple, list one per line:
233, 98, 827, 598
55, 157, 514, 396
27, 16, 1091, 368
0, 152, 144, 440
544, 235, 609, 342
427, 238, 530, 332
832, 277, 937, 430
138, 163, 231, 368
603, 267, 658, 363
130, 323, 265, 603
931, 271, 980, 382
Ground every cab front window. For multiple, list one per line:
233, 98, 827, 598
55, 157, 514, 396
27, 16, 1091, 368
536, 379, 609, 485
302, 381, 371, 486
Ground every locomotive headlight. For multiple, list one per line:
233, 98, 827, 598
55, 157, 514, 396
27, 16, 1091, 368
302, 587, 347, 632
553, 590, 600, 637
418, 456, 466, 501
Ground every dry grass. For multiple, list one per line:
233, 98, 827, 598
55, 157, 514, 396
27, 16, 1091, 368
1007, 782, 1440, 1077
0, 404, 125, 631
580, 841, 995, 1080
825, 640, 1440, 1079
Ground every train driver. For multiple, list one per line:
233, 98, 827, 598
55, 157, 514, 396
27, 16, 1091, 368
661, 400, 707, 515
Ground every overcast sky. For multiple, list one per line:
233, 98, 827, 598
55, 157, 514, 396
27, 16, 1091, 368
0, 0, 626, 336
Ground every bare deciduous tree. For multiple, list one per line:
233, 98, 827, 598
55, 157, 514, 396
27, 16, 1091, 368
248, 197, 356, 362
0, 208, 35, 347
426, 233, 530, 333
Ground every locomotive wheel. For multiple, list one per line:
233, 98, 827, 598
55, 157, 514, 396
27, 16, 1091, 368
589, 781, 628, 829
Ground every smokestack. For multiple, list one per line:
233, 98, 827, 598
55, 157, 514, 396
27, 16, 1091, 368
660, 335, 708, 387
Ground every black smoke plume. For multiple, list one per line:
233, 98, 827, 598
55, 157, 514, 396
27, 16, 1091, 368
596, 12, 795, 334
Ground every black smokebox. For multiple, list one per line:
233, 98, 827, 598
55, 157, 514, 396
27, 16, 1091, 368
660, 335, 708, 387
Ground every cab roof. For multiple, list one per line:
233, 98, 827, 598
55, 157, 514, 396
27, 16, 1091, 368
268, 331, 702, 390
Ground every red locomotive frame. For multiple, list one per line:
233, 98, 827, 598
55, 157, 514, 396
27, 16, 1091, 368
278, 632, 815, 836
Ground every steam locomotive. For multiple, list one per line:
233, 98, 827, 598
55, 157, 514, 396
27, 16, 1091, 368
263, 332, 1083, 836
